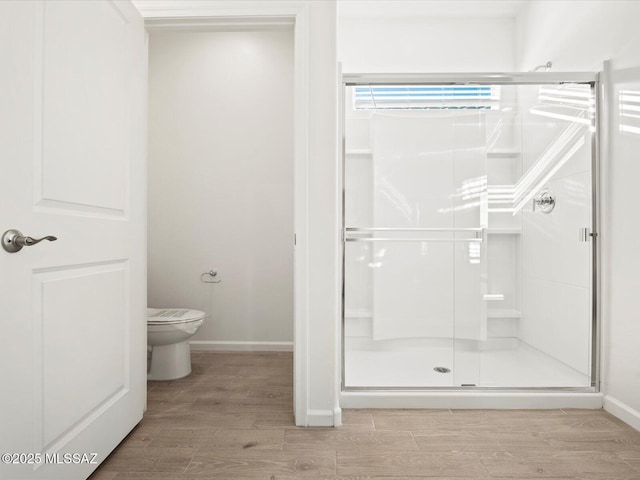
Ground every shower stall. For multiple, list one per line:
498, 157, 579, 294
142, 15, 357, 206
341, 73, 600, 401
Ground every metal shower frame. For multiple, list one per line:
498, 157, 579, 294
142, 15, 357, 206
339, 71, 602, 393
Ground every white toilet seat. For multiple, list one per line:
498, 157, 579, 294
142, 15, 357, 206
147, 308, 206, 325
147, 318, 203, 334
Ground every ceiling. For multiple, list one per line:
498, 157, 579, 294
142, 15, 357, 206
338, 0, 528, 19
132, 0, 529, 20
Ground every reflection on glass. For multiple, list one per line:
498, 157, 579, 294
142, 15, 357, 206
619, 89, 640, 135
488, 84, 594, 215
530, 84, 595, 128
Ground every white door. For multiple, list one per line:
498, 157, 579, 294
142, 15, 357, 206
0, 1, 147, 479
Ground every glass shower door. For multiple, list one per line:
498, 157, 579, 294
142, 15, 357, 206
482, 82, 595, 388
343, 104, 488, 388
342, 79, 597, 390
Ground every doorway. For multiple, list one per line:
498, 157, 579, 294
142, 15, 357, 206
147, 28, 295, 353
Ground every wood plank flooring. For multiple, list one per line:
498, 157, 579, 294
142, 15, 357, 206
89, 352, 640, 479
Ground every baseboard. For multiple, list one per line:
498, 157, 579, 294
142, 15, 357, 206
189, 340, 293, 352
306, 409, 338, 427
333, 407, 342, 427
604, 394, 640, 432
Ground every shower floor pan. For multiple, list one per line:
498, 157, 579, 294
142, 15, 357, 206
344, 337, 590, 389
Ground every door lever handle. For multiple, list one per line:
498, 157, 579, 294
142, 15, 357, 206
2, 229, 57, 253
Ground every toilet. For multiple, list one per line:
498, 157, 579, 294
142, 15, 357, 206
147, 308, 206, 380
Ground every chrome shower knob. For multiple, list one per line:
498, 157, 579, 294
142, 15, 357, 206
532, 188, 556, 214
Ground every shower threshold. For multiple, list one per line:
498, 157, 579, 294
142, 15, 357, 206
340, 389, 603, 410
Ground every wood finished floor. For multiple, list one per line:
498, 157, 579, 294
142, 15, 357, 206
90, 352, 640, 479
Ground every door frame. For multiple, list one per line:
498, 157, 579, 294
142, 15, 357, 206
138, 3, 312, 425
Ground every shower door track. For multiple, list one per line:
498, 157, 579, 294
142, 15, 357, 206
343, 72, 598, 86
343, 386, 598, 392
339, 71, 602, 397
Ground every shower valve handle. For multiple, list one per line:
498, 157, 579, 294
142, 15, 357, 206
532, 189, 556, 214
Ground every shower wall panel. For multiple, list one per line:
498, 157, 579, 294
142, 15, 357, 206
345, 113, 487, 342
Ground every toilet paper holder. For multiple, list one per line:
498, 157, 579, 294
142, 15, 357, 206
200, 270, 221, 284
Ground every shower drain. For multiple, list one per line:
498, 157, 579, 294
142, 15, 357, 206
433, 366, 451, 373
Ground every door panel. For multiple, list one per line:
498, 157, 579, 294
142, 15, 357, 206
369, 113, 485, 344
0, 1, 146, 478
343, 95, 487, 388
37, 262, 128, 449
40, 1, 129, 213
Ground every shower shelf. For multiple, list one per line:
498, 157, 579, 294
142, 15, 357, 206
487, 309, 522, 319
345, 149, 372, 159
346, 149, 521, 159
487, 149, 521, 158
346, 149, 521, 160
486, 228, 521, 235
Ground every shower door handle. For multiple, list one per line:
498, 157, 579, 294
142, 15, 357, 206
579, 227, 596, 242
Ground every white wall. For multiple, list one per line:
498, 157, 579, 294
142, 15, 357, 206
518, 0, 640, 428
338, 14, 516, 72
147, 29, 294, 347
517, 1, 640, 72
305, 0, 339, 425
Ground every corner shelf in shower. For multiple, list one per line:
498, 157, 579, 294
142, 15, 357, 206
487, 309, 522, 319
486, 228, 522, 235
346, 149, 521, 159
487, 149, 521, 159
345, 149, 373, 159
